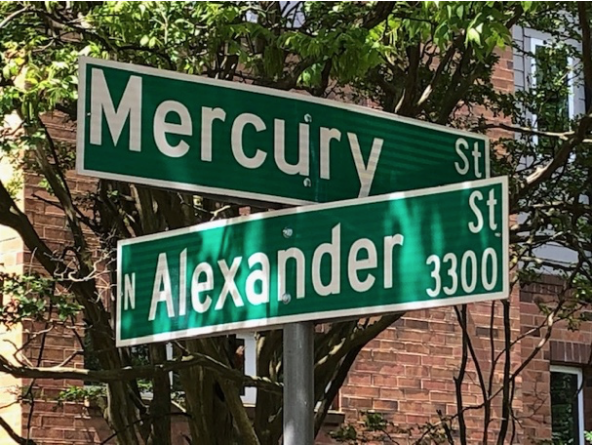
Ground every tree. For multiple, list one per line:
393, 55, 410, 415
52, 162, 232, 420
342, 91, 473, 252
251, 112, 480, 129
0, 2, 590, 444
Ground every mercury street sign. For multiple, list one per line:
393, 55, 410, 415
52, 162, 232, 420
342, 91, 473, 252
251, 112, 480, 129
116, 177, 508, 347
76, 57, 490, 206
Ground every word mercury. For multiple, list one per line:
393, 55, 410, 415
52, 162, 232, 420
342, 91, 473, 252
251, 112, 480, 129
89, 68, 485, 198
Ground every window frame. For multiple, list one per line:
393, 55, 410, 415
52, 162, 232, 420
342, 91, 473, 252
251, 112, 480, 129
522, 26, 585, 122
513, 25, 588, 273
527, 36, 577, 140
237, 333, 257, 405
550, 364, 586, 445
237, 332, 337, 409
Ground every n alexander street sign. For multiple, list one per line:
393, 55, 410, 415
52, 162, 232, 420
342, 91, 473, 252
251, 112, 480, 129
77, 57, 490, 206
116, 177, 508, 347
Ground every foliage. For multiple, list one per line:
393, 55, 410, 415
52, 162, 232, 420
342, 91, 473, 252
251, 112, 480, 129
0, 273, 82, 326
56, 385, 105, 407
0, 1, 590, 445
330, 411, 452, 445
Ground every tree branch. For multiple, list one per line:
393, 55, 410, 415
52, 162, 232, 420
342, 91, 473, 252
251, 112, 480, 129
0, 6, 30, 30
362, 2, 396, 29
0, 180, 57, 275
514, 113, 592, 203
315, 313, 402, 378
456, 304, 490, 441
453, 306, 468, 445
314, 343, 363, 436
28, 119, 90, 263
414, 35, 463, 113
436, 46, 475, 124
483, 121, 577, 140
395, 43, 421, 116
0, 351, 283, 394
497, 300, 512, 444
0, 415, 36, 445
147, 344, 171, 445
201, 338, 260, 445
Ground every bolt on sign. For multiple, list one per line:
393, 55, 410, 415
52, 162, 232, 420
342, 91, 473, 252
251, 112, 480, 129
116, 177, 508, 347
76, 57, 490, 206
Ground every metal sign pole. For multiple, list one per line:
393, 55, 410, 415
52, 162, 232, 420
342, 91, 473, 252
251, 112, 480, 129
283, 321, 314, 445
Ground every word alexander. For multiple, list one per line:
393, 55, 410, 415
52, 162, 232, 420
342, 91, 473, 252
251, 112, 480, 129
124, 224, 405, 320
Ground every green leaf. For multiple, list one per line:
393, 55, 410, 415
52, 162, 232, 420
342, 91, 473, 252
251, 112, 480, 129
467, 27, 481, 44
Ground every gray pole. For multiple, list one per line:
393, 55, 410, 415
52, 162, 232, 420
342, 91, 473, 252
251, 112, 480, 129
283, 321, 314, 445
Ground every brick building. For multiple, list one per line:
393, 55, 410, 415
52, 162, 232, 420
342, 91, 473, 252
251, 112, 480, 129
0, 25, 591, 446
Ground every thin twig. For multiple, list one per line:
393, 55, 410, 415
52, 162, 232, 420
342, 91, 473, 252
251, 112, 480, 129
0, 7, 30, 30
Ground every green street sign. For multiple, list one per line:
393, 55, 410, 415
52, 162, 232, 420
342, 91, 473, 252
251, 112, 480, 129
116, 177, 508, 347
77, 57, 490, 206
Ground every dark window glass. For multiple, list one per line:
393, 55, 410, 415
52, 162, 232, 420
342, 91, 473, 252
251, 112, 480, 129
533, 44, 572, 133
550, 371, 581, 445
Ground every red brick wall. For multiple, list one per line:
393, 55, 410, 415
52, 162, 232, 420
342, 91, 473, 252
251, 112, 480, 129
338, 275, 591, 445
340, 291, 525, 443
519, 275, 592, 443
14, 114, 98, 444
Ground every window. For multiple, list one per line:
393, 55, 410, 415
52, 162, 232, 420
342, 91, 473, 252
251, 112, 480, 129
245, 1, 304, 27
236, 333, 257, 405
512, 26, 588, 273
550, 365, 586, 445
530, 38, 574, 140
517, 26, 586, 129
235, 332, 338, 410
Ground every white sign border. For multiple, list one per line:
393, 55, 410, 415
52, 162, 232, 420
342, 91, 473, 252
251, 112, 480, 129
116, 177, 509, 347
76, 57, 491, 207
